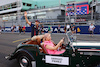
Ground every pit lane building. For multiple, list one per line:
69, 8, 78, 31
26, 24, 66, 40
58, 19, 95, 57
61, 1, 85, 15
0, 0, 66, 27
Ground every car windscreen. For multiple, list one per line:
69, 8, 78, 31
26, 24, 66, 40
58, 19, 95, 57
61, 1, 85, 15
66, 31, 76, 42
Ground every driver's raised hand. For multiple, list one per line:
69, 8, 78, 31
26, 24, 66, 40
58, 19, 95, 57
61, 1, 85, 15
24, 11, 31, 26
24, 11, 27, 17
60, 37, 65, 44
61, 37, 65, 42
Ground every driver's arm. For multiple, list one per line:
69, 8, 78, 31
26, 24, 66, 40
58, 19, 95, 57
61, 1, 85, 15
24, 11, 31, 26
31, 36, 39, 41
46, 39, 64, 50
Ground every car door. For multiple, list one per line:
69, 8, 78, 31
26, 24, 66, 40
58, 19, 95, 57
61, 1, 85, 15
38, 52, 70, 67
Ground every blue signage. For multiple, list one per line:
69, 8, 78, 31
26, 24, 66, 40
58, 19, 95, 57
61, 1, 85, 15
3, 25, 100, 34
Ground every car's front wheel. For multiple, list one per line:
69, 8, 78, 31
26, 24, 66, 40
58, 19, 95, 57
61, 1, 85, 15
17, 53, 34, 67
94, 62, 100, 67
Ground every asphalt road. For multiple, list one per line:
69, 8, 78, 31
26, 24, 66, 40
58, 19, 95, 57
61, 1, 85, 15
0, 33, 31, 67
0, 33, 100, 67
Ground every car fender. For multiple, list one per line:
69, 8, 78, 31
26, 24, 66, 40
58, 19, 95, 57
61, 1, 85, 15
10, 48, 35, 61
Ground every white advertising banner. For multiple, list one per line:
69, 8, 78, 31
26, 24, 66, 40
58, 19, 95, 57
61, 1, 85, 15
45, 55, 69, 65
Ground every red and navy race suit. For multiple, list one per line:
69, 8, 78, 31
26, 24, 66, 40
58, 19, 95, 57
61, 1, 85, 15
31, 23, 39, 37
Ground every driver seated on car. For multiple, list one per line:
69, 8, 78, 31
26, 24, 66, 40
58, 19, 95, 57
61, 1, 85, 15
43, 33, 65, 55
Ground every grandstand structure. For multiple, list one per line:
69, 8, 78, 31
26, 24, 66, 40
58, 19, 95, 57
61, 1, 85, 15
65, 0, 100, 25
0, 0, 100, 27
65, 1, 89, 25
89, 0, 100, 25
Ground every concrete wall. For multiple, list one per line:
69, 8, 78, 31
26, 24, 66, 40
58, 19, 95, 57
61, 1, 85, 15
0, 0, 16, 6
4, 25, 100, 34
46, 10, 61, 19
0, 18, 3, 26
96, 6, 100, 13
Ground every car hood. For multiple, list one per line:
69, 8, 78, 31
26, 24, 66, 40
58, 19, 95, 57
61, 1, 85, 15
72, 41, 100, 47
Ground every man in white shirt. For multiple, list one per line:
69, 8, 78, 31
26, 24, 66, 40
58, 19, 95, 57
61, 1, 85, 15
16, 25, 19, 32
66, 24, 70, 31
11, 26, 13, 32
88, 23, 95, 36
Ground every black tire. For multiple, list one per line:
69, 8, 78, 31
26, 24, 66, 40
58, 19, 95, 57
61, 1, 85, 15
17, 53, 33, 67
94, 63, 100, 67
88, 62, 100, 67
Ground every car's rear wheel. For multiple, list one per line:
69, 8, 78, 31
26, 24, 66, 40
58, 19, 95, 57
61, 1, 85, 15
17, 53, 33, 67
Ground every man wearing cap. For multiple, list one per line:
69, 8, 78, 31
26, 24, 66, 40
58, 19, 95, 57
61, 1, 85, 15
24, 11, 41, 37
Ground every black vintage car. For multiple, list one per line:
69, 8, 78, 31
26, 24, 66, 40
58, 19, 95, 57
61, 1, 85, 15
6, 31, 100, 67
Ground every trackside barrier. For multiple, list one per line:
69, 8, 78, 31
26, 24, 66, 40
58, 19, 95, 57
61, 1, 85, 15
76, 26, 100, 34
3, 26, 100, 34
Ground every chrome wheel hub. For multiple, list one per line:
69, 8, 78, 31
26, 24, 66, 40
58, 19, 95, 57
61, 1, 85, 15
20, 58, 28, 67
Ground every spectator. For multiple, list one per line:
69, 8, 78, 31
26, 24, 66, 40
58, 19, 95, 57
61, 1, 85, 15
11, 25, 15, 32
22, 26, 26, 34
16, 25, 19, 32
66, 24, 70, 31
19, 25, 22, 34
64, 25, 66, 33
2, 25, 5, 32
71, 23, 76, 34
13, 25, 16, 32
11, 25, 14, 32
58, 25, 61, 33
88, 23, 95, 36
24, 11, 41, 37
48, 25, 52, 33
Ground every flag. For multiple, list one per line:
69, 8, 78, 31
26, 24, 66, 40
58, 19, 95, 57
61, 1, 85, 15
66, 2, 89, 16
